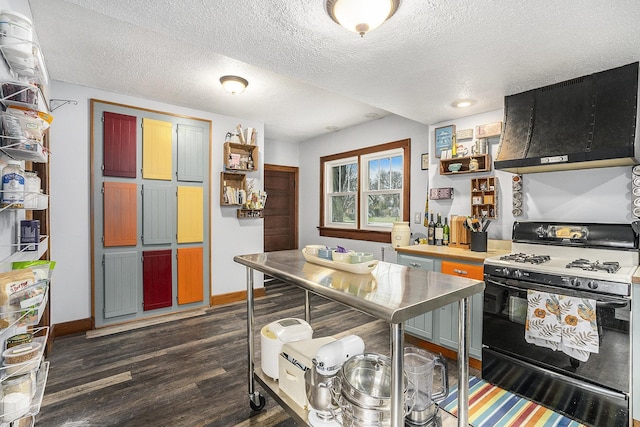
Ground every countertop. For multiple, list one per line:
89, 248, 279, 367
395, 239, 512, 263
234, 249, 485, 323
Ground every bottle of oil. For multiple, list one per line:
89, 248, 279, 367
443, 217, 450, 246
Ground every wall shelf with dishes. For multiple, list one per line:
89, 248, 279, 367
439, 154, 490, 175
470, 177, 498, 219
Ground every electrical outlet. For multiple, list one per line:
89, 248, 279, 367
414, 211, 421, 224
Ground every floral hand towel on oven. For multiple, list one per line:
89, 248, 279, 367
525, 290, 599, 362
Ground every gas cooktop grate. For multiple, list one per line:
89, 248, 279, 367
499, 253, 551, 264
565, 259, 621, 274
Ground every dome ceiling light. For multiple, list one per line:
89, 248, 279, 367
220, 75, 249, 95
452, 99, 477, 108
326, 0, 400, 37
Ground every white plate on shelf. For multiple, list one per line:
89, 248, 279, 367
301, 248, 378, 274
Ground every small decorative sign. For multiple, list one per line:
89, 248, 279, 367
434, 124, 456, 158
476, 121, 503, 138
456, 128, 474, 140
421, 153, 429, 170
429, 187, 454, 200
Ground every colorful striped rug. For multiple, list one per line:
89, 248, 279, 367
439, 376, 586, 427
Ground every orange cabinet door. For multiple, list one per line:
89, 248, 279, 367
441, 260, 484, 280
177, 247, 204, 304
103, 182, 137, 247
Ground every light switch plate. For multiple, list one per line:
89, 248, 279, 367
414, 211, 421, 224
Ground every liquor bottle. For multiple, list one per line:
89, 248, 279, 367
435, 214, 443, 246
443, 216, 450, 246
427, 212, 435, 245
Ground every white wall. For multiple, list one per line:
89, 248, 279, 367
427, 110, 632, 240
277, 110, 634, 263
264, 137, 299, 167
48, 81, 265, 324
296, 115, 430, 260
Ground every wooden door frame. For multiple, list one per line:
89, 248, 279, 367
264, 164, 299, 250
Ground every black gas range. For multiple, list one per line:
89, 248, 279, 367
482, 221, 639, 427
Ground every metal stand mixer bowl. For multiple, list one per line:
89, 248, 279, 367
305, 365, 340, 426
403, 347, 449, 426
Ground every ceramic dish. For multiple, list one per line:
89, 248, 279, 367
332, 250, 354, 263
350, 252, 374, 264
301, 249, 378, 274
304, 244, 326, 256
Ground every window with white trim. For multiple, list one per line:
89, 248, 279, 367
320, 139, 410, 243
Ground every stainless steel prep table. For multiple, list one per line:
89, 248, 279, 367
234, 250, 485, 427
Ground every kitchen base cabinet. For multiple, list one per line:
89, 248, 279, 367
397, 253, 435, 340
397, 252, 484, 359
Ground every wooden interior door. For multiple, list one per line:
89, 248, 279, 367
264, 165, 298, 252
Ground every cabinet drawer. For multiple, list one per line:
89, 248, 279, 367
397, 254, 435, 271
441, 261, 483, 280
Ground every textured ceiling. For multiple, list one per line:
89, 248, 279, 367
28, 0, 640, 143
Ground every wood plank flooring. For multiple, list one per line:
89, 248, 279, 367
36, 282, 471, 427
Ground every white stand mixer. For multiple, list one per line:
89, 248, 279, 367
305, 335, 365, 427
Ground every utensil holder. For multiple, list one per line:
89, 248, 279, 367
470, 232, 487, 252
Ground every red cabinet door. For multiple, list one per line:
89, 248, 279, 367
142, 250, 172, 311
103, 112, 137, 178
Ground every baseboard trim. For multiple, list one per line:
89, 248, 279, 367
210, 288, 266, 306
405, 334, 482, 371
53, 289, 266, 340
53, 318, 93, 338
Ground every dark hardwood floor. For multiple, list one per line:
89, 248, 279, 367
35, 282, 402, 426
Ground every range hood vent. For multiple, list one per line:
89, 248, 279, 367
495, 62, 639, 174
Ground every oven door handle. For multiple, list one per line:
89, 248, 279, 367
484, 277, 630, 305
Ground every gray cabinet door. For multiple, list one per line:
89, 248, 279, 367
177, 124, 204, 182
142, 184, 176, 245
397, 253, 435, 340
436, 292, 484, 359
104, 252, 138, 318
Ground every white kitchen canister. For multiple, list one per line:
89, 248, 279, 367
391, 221, 411, 248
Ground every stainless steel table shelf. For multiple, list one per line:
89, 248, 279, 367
235, 250, 485, 427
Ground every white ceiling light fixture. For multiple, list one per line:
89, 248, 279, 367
220, 75, 249, 95
326, 0, 400, 37
452, 99, 477, 108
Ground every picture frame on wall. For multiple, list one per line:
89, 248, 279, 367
434, 124, 456, 158
421, 153, 429, 170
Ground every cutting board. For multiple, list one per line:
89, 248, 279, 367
450, 216, 471, 248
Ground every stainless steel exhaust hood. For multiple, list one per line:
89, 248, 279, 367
494, 62, 639, 174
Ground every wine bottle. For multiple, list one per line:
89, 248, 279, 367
443, 216, 450, 246
427, 212, 435, 245
435, 214, 443, 246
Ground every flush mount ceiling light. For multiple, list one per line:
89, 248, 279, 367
326, 0, 400, 37
452, 99, 477, 108
220, 75, 248, 95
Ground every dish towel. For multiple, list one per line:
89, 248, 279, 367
525, 290, 598, 362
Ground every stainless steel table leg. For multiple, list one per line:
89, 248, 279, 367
305, 289, 310, 323
246, 267, 261, 407
390, 322, 404, 427
457, 296, 470, 427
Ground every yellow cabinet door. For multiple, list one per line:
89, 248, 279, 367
142, 118, 172, 180
177, 186, 203, 243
